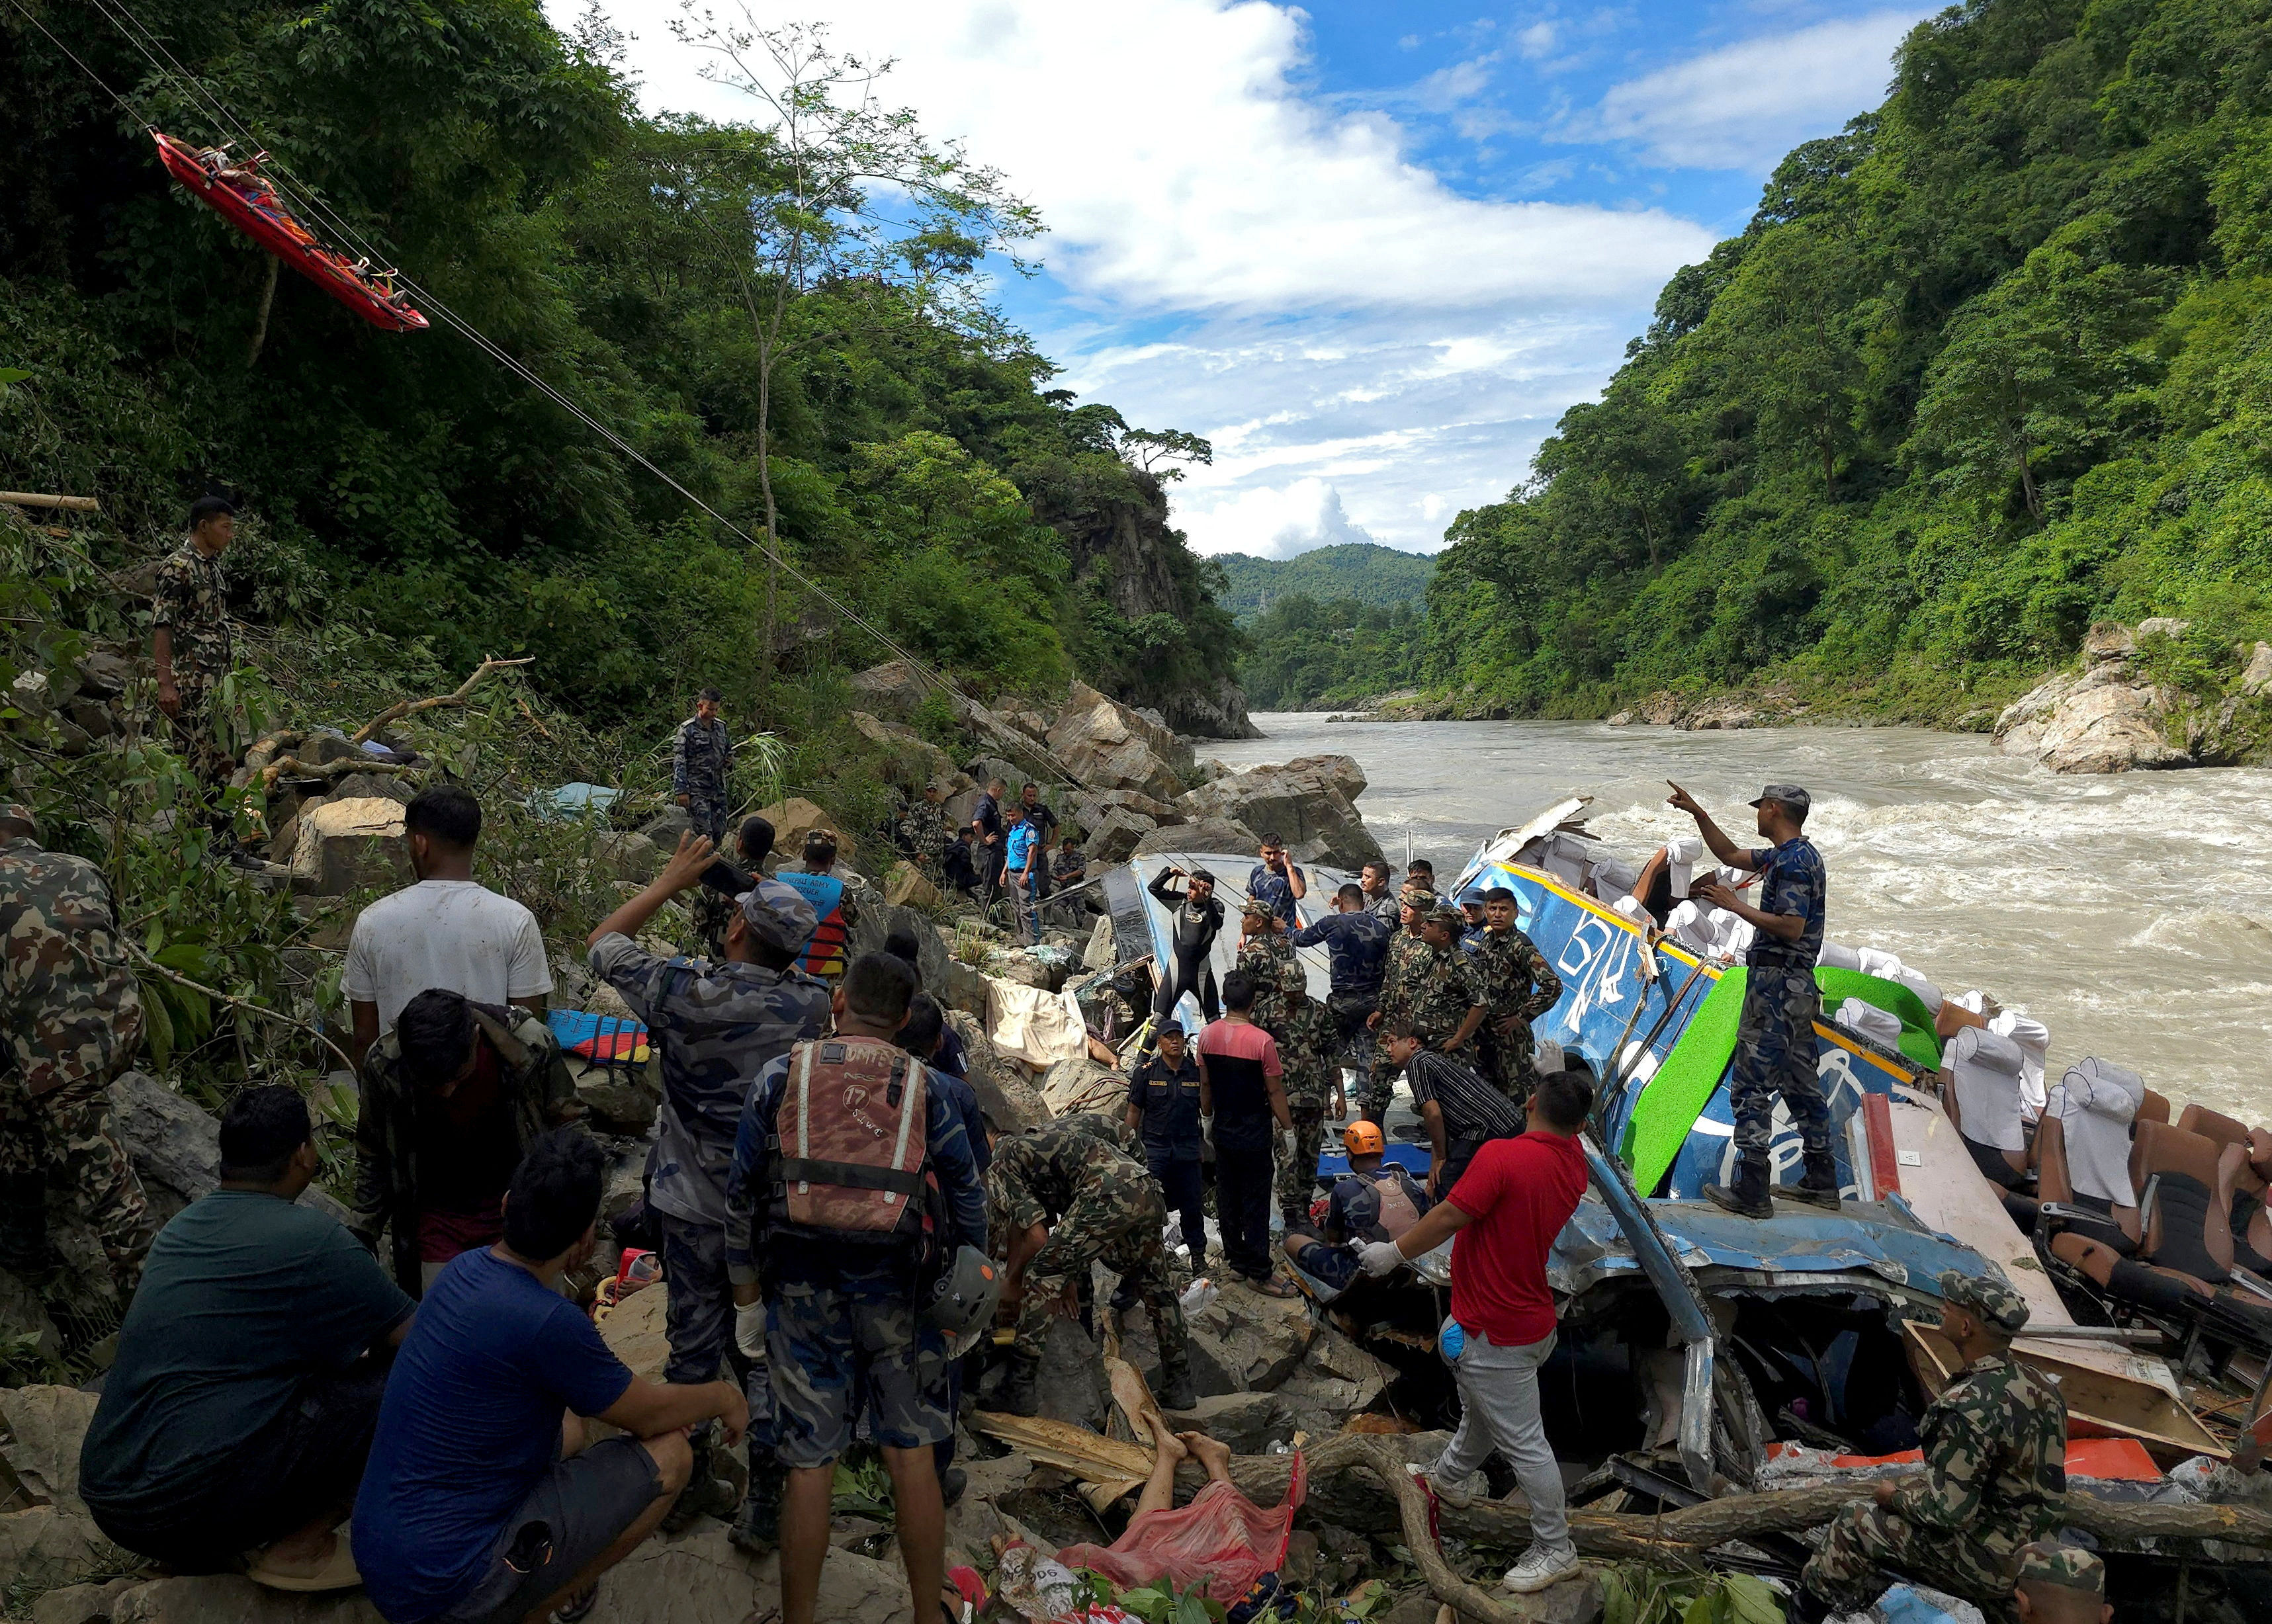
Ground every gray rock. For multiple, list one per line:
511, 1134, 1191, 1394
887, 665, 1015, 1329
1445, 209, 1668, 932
1993, 664, 2193, 774
2244, 642, 2272, 697
1604, 710, 1635, 727
848, 660, 932, 721
1132, 817, 1260, 861
572, 1062, 658, 1134
1045, 682, 1193, 802
639, 806, 693, 846
1160, 1390, 1297, 1454
1033, 1317, 1108, 1428
1082, 915, 1117, 972
944, 1010, 1047, 1133
64, 700, 116, 741
593, 831, 660, 882
1172, 755, 1381, 868
110, 1576, 380, 1624
0, 1508, 111, 1603
325, 773, 414, 805
287, 797, 413, 896
304, 732, 363, 767
1183, 1279, 1313, 1394
0, 1385, 101, 1516
1083, 806, 1160, 865
108, 1072, 345, 1227
33, 1578, 140, 1624
73, 652, 134, 701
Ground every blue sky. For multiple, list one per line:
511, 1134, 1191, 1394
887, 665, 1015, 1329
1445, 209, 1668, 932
574, 1, 1930, 556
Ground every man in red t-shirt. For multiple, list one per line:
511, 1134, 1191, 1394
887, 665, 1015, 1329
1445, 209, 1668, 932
1356, 1068, 1594, 1594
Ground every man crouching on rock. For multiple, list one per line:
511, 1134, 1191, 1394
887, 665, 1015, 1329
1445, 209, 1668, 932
724, 953, 989, 1624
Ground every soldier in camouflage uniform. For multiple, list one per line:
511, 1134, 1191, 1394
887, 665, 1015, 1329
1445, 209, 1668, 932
1468, 886, 1563, 1108
590, 830, 830, 1535
2014, 1544, 2106, 1623
673, 687, 736, 845
1233, 897, 1295, 1033
1363, 886, 1437, 1123
0, 804, 150, 1304
990, 1113, 1196, 1414
150, 497, 240, 803
1385, 905, 1487, 1062
895, 784, 951, 878
1267, 961, 1342, 1228
1791, 1271, 2068, 1622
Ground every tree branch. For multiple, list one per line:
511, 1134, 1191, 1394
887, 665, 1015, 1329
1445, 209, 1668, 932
350, 656, 532, 746
131, 947, 357, 1076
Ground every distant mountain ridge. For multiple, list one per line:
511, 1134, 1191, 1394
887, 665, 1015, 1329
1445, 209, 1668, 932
1212, 543, 1436, 622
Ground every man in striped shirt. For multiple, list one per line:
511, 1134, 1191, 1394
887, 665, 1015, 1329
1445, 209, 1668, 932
1379, 1028, 1526, 1197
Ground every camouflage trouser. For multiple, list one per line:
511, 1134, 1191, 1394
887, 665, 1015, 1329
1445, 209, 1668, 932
693, 888, 734, 961
660, 1213, 741, 1388
1277, 1105, 1327, 1224
0, 1068, 150, 1290
1019, 1166, 1189, 1383
169, 687, 236, 793
1802, 1499, 2024, 1612
686, 796, 729, 847
765, 1279, 950, 1467
1478, 1021, 1539, 1109
1730, 966, 1831, 1166
1329, 994, 1377, 1112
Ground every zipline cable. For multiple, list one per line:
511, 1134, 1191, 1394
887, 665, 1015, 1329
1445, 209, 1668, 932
21, 0, 1099, 794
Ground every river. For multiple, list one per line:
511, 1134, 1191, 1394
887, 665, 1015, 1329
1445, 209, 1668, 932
1208, 712, 2272, 1123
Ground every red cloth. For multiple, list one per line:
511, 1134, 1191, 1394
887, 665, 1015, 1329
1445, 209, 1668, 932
1053, 1455, 1305, 1601
415, 1199, 505, 1264
1445, 1131, 1588, 1346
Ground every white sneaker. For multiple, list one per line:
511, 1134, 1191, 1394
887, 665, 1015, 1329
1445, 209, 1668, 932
1411, 1463, 1481, 1508
1501, 1545, 1582, 1594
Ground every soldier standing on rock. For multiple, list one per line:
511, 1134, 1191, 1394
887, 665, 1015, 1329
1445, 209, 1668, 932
1469, 887, 1563, 1108
1788, 1272, 2068, 1621
1233, 896, 1295, 1031
992, 1113, 1196, 1414
1289, 882, 1389, 1127
893, 783, 951, 879
673, 687, 734, 846
150, 496, 244, 833
1267, 962, 1342, 1230
1362, 884, 1438, 1125
0, 803, 152, 1325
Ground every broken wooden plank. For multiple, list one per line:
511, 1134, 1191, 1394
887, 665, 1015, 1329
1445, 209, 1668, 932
0, 493, 100, 512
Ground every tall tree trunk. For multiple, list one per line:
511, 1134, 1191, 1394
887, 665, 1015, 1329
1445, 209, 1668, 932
2017, 438, 2042, 520
245, 257, 279, 369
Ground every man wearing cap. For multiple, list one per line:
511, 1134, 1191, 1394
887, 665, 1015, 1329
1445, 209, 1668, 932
1391, 904, 1489, 1061
2013, 1545, 2109, 1624
1124, 1021, 1207, 1275
674, 687, 736, 846
1667, 781, 1835, 1219
1788, 1270, 2068, 1621
0, 803, 151, 1320
587, 831, 831, 1533
1233, 896, 1296, 1031
1267, 961, 1342, 1230
1362, 885, 1439, 1124
1469, 888, 1563, 1108
1282, 1121, 1432, 1301
151, 495, 240, 795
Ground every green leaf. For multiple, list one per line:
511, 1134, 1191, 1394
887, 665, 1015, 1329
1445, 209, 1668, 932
142, 983, 175, 1070
1717, 1575, 1785, 1624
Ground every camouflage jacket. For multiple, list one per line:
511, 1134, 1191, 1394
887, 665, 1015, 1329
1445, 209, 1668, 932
353, 1002, 575, 1291
1234, 933, 1296, 1030
590, 931, 830, 1224
0, 836, 142, 1099
1389, 942, 1486, 1049
672, 714, 734, 806
1471, 927, 1563, 1025
896, 804, 949, 872
1890, 1352, 2068, 1551
1376, 929, 1434, 1031
989, 1113, 1147, 1234
151, 541, 233, 691
1270, 994, 1340, 1111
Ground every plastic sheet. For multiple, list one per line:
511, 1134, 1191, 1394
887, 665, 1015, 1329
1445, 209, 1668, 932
1051, 1455, 1307, 1602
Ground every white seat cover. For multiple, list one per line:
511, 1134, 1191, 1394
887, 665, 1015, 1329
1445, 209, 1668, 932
1834, 997, 1903, 1048
2050, 1058, 2142, 1208
1817, 941, 1861, 971
1989, 1010, 2052, 1122
1666, 899, 1716, 954
1948, 1027, 2027, 1154
1665, 834, 1705, 898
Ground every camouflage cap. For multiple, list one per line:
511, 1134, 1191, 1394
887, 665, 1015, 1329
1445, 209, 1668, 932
1426, 902, 1467, 929
0, 803, 36, 837
1939, 1267, 2031, 1334
738, 876, 818, 955
1400, 886, 1438, 910
1241, 895, 1276, 920
2017, 1544, 2103, 1594
1276, 961, 1307, 995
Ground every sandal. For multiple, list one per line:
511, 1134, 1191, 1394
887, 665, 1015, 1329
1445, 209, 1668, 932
246, 1531, 362, 1594
554, 1583, 600, 1623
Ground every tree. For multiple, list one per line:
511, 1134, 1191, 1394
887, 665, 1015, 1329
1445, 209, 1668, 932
668, 5, 1039, 675
1119, 427, 1214, 481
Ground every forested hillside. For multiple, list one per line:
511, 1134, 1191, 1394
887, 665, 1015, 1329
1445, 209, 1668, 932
1423, 0, 2272, 724
1215, 543, 1435, 621
1239, 595, 1424, 710
0, 0, 1243, 740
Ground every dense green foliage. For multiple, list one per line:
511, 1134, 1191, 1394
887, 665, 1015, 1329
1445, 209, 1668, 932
1424, 0, 2272, 720
0, 0, 1237, 737
1215, 543, 1436, 622
1239, 595, 1424, 710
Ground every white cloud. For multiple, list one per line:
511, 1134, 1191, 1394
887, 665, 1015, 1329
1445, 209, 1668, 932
1179, 478, 1377, 558
584, 0, 1712, 314
1583, 9, 1923, 171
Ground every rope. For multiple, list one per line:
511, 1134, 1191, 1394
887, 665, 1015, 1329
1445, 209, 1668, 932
3, 0, 147, 122
39, 0, 1100, 794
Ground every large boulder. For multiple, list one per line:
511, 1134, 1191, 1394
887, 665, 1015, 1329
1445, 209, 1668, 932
882, 863, 942, 911
1082, 806, 1160, 865
944, 1009, 1047, 1133
1994, 624, 2193, 774
1182, 1278, 1315, 1395
848, 712, 964, 792
288, 797, 414, 896
108, 1071, 348, 1227
1132, 817, 1259, 860
848, 660, 931, 720
1172, 755, 1382, 868
0, 1387, 100, 1516
752, 796, 856, 866
1045, 683, 1194, 802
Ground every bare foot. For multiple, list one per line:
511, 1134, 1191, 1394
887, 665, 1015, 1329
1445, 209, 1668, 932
1145, 1414, 1188, 1461
1177, 1431, 1233, 1478
251, 1529, 339, 1580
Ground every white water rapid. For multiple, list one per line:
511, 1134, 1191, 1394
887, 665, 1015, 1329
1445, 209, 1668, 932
1210, 714, 2272, 1123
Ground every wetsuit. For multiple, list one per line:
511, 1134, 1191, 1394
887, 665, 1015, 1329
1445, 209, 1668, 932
1147, 871, 1224, 1025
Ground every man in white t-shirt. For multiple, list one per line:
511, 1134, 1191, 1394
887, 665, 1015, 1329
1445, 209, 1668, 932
344, 785, 550, 1067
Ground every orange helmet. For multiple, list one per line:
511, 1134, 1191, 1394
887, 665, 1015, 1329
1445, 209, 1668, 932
1341, 1121, 1385, 1157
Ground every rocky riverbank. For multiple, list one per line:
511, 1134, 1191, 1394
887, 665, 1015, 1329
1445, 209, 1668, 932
1349, 619, 2272, 777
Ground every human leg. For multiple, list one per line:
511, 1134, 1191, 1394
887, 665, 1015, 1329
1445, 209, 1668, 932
1767, 970, 1837, 1201
1108, 1221, 1193, 1408
1152, 1152, 1207, 1272
1708, 975, 1783, 1218
656, 1218, 741, 1530
1213, 1144, 1272, 1282
1278, 1106, 1325, 1225
33, 1070, 150, 1295
883, 1445, 946, 1624
1131, 1416, 1188, 1517
1796, 1500, 1901, 1616
766, 1282, 864, 1624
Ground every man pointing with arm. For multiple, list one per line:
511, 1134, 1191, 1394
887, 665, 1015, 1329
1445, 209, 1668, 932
1665, 781, 1836, 1219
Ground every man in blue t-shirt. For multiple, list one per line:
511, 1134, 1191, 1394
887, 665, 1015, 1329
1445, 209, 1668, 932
1669, 781, 1835, 1219
1246, 833, 1307, 929
353, 1131, 747, 1624
80, 1087, 413, 1592
1003, 802, 1043, 941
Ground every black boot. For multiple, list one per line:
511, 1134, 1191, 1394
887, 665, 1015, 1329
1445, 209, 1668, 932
662, 1424, 740, 1533
1781, 1152, 1843, 1211
996, 1357, 1041, 1417
730, 1447, 786, 1557
0, 1170, 57, 1278
1704, 1158, 1774, 1220
1158, 1361, 1197, 1412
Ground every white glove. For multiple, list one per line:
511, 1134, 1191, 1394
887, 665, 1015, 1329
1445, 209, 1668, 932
1358, 1240, 1405, 1277
734, 1301, 767, 1361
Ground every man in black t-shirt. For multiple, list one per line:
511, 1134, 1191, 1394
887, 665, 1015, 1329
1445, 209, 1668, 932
1123, 1021, 1206, 1272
